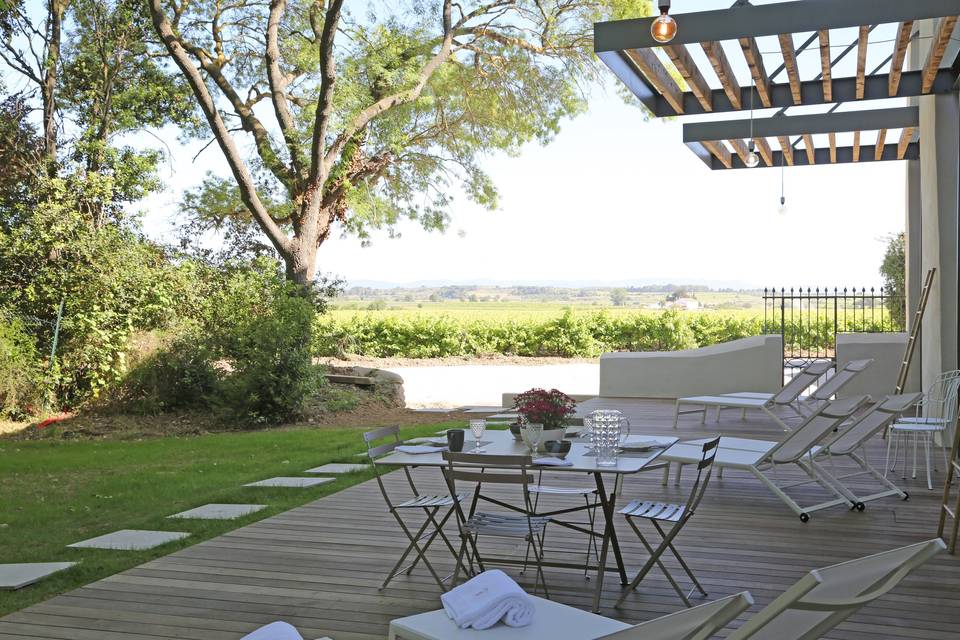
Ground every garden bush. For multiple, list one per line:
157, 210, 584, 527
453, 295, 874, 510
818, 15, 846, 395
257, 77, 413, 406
0, 312, 43, 418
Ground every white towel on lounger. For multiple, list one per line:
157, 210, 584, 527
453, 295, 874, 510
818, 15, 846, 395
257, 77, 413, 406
240, 621, 304, 640
441, 569, 534, 630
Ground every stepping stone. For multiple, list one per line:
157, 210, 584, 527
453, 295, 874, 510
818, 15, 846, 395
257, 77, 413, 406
168, 504, 267, 520
304, 463, 369, 474
488, 412, 519, 420
243, 477, 334, 488
461, 406, 508, 413
413, 408, 452, 413
0, 562, 76, 590
68, 529, 189, 551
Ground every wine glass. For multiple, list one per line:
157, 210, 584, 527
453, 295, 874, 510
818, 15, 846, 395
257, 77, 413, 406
469, 419, 487, 453
525, 423, 544, 454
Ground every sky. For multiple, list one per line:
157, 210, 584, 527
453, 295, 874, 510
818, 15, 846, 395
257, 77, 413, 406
131, 0, 909, 289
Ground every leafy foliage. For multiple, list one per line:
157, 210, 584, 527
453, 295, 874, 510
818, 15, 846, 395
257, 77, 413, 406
513, 388, 576, 428
880, 232, 906, 329
0, 310, 43, 418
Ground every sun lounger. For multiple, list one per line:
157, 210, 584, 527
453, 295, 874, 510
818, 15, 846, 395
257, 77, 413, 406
663, 396, 872, 521
673, 360, 871, 431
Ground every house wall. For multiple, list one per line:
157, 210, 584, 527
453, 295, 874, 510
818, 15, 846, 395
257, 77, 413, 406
597, 335, 782, 399
835, 333, 921, 399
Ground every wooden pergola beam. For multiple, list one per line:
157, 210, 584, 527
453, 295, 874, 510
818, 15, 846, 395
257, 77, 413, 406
739, 37, 772, 108
802, 134, 816, 165
828, 133, 837, 163
890, 21, 915, 96
663, 44, 713, 111
898, 127, 915, 160
853, 131, 861, 162
624, 48, 685, 114
702, 41, 742, 110
778, 34, 802, 105
922, 15, 960, 93
818, 30, 832, 102
856, 25, 869, 99
754, 137, 774, 167
702, 140, 733, 169
728, 139, 751, 165
874, 129, 887, 161
777, 136, 794, 166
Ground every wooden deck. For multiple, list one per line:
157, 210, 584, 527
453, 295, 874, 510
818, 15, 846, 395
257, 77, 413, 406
2, 398, 958, 640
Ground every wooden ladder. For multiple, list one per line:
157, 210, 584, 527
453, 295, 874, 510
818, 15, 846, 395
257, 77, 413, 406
937, 407, 960, 554
895, 267, 936, 394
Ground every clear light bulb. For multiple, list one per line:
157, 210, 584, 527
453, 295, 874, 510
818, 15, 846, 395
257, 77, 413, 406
745, 151, 760, 168
778, 196, 788, 216
651, 13, 678, 43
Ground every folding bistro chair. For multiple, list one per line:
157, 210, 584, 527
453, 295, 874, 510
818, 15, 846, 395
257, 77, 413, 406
523, 473, 600, 579
441, 452, 552, 597
663, 396, 871, 521
725, 539, 946, 639
364, 425, 466, 591
616, 437, 720, 608
811, 393, 922, 508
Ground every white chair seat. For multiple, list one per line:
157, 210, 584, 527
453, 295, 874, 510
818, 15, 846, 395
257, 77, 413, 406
619, 499, 686, 522
397, 493, 466, 509
465, 512, 550, 538
529, 485, 596, 496
891, 422, 944, 433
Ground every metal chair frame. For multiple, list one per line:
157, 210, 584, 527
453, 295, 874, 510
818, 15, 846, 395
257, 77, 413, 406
442, 452, 552, 597
616, 437, 720, 608
364, 425, 466, 591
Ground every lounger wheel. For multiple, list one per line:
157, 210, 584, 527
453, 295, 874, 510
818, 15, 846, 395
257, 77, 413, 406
855, 502, 866, 512
799, 513, 810, 523
903, 492, 910, 501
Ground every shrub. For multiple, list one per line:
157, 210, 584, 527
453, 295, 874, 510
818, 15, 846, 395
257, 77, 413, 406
0, 312, 43, 418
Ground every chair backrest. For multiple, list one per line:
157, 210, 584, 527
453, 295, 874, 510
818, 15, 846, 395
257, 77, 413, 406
362, 424, 418, 502
825, 392, 923, 456
920, 369, 960, 423
809, 359, 872, 402
684, 436, 721, 516
772, 361, 833, 405
768, 395, 871, 464
597, 591, 754, 640
725, 539, 945, 640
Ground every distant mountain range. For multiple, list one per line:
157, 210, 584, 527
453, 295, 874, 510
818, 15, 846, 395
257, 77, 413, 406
347, 277, 761, 290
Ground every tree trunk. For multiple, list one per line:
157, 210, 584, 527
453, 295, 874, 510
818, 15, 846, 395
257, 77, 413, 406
41, 0, 67, 172
284, 237, 319, 286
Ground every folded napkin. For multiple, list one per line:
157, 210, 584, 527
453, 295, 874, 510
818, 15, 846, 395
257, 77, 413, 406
532, 457, 573, 466
240, 621, 304, 640
441, 569, 534, 630
396, 445, 447, 454
621, 436, 674, 448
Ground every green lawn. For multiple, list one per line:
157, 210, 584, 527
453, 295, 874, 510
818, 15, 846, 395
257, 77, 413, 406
0, 421, 464, 616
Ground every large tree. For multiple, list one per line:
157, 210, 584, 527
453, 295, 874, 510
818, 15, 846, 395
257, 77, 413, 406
149, 0, 647, 284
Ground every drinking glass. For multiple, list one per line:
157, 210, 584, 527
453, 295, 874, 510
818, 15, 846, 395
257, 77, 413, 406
469, 419, 487, 453
582, 415, 594, 449
524, 423, 544, 453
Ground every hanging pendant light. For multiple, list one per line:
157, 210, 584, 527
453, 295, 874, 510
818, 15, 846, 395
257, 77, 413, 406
651, 0, 678, 44
744, 80, 760, 168
778, 157, 788, 215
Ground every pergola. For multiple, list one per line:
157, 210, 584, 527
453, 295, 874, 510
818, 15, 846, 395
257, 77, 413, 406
594, 0, 960, 170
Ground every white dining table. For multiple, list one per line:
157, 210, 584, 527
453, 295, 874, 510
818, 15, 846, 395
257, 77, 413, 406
375, 430, 678, 612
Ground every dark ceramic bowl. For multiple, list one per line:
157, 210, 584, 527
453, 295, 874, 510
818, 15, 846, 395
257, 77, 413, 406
509, 423, 523, 441
543, 440, 571, 458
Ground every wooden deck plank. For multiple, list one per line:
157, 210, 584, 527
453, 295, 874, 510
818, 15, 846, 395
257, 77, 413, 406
2, 398, 958, 639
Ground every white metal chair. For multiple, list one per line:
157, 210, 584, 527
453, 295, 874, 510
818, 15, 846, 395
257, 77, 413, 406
523, 472, 600, 580
616, 437, 720, 608
442, 452, 552, 597
388, 591, 753, 640
364, 425, 467, 591
886, 369, 960, 490
724, 539, 946, 639
811, 393, 922, 508
663, 396, 871, 521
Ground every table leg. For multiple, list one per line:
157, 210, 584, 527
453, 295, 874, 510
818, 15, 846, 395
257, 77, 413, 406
591, 472, 627, 613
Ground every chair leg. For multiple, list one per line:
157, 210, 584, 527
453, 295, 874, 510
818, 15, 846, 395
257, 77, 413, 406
653, 520, 707, 598
672, 400, 682, 429
912, 433, 919, 480
661, 462, 670, 486
885, 431, 895, 475
382, 513, 446, 591
674, 463, 683, 486
925, 434, 933, 490
616, 518, 691, 608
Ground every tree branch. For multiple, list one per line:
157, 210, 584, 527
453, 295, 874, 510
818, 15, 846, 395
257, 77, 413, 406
266, 0, 304, 180
147, 0, 291, 256
307, 0, 345, 190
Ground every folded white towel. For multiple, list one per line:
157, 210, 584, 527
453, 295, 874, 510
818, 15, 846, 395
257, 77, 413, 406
240, 621, 304, 640
441, 569, 534, 630
532, 457, 573, 466
396, 445, 447, 454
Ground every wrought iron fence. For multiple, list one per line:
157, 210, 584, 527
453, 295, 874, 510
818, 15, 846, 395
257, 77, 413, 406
763, 287, 905, 380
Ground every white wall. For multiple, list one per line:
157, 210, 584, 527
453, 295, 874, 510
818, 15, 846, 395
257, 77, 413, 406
835, 333, 920, 399
598, 335, 783, 399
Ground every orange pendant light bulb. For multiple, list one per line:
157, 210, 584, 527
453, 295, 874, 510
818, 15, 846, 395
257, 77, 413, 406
651, 1, 677, 44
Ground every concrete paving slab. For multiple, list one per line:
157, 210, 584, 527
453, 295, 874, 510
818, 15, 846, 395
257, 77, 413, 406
0, 563, 76, 590
168, 504, 267, 520
243, 477, 334, 488
68, 530, 189, 551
